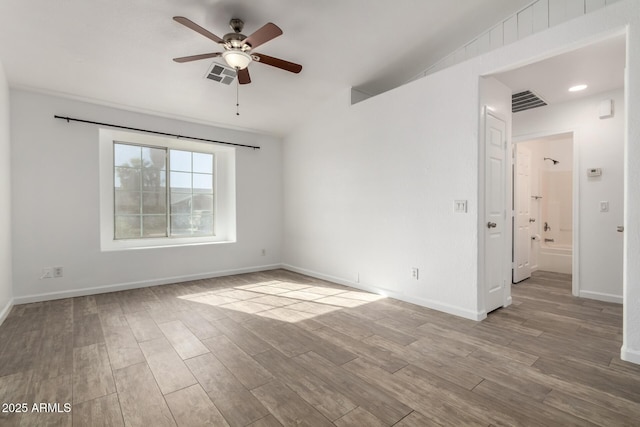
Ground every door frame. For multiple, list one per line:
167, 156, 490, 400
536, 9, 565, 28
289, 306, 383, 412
512, 130, 579, 296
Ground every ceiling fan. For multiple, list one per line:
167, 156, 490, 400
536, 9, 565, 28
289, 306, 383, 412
172, 16, 302, 84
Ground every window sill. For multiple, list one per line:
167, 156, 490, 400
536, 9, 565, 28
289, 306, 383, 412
100, 237, 236, 252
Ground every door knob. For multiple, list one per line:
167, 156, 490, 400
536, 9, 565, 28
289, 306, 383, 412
487, 222, 497, 229
617, 226, 624, 233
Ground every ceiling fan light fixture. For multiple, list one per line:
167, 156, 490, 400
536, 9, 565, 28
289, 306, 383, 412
222, 50, 252, 70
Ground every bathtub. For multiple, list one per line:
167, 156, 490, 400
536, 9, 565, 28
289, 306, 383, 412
538, 241, 572, 274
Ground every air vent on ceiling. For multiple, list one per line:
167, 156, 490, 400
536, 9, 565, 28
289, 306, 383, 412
205, 63, 237, 85
512, 90, 547, 113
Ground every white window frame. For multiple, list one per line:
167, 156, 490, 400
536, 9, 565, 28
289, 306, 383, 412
99, 128, 236, 251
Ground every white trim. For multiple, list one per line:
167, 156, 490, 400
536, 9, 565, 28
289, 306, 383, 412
99, 128, 237, 251
579, 290, 623, 304
572, 132, 580, 297
12, 261, 486, 321
621, 346, 640, 364
12, 264, 281, 305
282, 264, 486, 321
512, 129, 575, 143
0, 298, 13, 326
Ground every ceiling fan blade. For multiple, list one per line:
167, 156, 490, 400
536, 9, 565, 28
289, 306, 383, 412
173, 16, 224, 44
237, 68, 251, 85
243, 23, 282, 49
173, 52, 222, 63
252, 53, 302, 73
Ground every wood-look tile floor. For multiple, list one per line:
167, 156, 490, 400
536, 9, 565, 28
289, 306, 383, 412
1, 269, 639, 426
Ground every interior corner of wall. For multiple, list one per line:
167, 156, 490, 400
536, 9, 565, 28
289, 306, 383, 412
621, 345, 640, 365
0, 297, 13, 326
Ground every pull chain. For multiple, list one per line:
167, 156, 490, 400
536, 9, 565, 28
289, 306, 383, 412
236, 72, 240, 116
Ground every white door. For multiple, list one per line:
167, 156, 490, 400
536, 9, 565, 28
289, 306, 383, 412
485, 113, 507, 313
513, 144, 532, 283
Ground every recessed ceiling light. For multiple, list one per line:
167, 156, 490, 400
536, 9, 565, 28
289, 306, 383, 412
569, 84, 588, 92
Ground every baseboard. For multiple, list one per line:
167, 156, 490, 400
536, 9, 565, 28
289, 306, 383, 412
621, 346, 640, 365
12, 264, 283, 305
13, 261, 487, 322
0, 298, 13, 326
281, 264, 485, 321
579, 290, 623, 304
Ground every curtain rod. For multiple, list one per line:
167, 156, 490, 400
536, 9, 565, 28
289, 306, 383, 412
54, 115, 261, 150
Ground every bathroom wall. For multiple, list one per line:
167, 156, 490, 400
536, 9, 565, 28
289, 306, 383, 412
540, 136, 574, 247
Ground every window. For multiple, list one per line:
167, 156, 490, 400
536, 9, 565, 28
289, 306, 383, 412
114, 143, 169, 239
113, 143, 215, 239
100, 129, 236, 250
168, 149, 214, 237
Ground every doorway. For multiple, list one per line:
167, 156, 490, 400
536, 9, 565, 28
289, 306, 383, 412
484, 33, 626, 310
513, 133, 575, 286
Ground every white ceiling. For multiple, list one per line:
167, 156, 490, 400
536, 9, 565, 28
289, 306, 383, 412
493, 34, 626, 108
0, 0, 538, 136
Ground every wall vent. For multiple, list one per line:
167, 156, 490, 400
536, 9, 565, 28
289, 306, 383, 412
205, 63, 237, 85
512, 90, 547, 113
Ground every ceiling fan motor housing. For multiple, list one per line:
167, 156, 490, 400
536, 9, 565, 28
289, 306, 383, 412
223, 32, 250, 51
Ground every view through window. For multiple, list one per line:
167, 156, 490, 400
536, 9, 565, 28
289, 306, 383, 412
114, 143, 214, 239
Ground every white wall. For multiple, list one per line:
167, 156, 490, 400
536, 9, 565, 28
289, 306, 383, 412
10, 90, 283, 301
0, 60, 12, 323
514, 89, 624, 301
284, 64, 487, 320
283, 0, 640, 362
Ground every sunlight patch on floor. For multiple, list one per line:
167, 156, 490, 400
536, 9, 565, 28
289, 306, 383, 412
177, 279, 386, 322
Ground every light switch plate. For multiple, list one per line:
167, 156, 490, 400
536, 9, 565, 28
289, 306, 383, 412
600, 201, 609, 212
454, 200, 467, 213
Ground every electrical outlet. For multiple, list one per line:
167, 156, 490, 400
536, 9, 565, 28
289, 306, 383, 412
53, 267, 63, 278
41, 266, 63, 279
411, 268, 419, 280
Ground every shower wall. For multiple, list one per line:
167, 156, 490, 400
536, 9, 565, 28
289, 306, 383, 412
540, 137, 573, 247
542, 171, 573, 245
